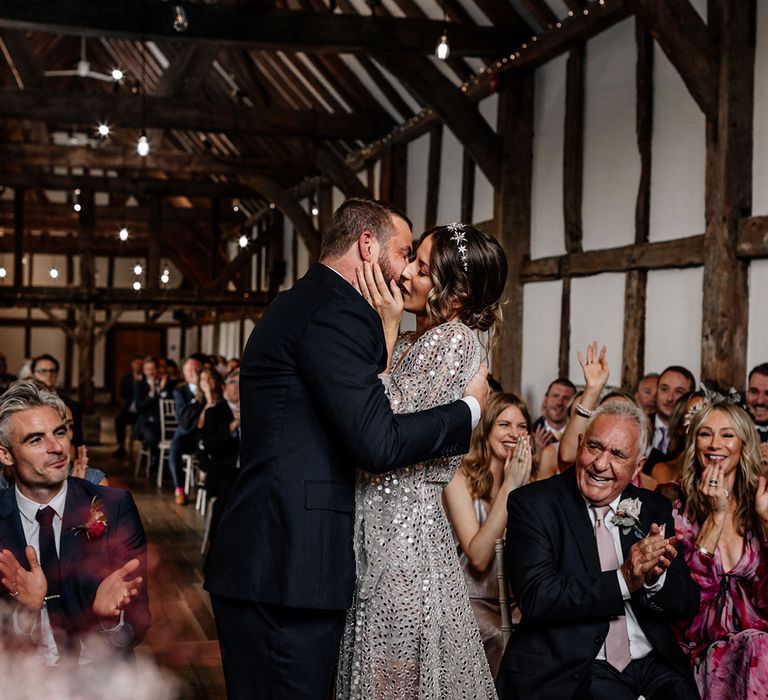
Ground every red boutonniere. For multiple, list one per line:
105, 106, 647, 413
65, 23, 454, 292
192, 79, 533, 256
72, 497, 108, 539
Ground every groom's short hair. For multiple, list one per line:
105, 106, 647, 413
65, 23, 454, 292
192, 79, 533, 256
320, 199, 412, 260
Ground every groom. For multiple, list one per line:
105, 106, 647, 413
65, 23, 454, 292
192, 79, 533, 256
205, 199, 489, 699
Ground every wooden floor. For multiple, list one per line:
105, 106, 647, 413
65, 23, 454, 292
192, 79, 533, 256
94, 421, 226, 700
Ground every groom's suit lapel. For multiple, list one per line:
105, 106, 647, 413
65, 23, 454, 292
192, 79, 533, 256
556, 470, 601, 572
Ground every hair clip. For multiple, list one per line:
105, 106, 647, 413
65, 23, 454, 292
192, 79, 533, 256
447, 222, 469, 271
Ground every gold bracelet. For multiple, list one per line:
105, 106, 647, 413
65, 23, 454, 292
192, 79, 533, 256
695, 544, 714, 558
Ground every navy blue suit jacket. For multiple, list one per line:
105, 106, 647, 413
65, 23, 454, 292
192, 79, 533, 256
496, 469, 699, 699
205, 263, 472, 610
0, 478, 150, 652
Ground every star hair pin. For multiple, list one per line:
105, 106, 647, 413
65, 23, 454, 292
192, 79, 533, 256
447, 223, 469, 271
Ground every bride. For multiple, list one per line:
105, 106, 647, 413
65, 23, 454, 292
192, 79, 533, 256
336, 223, 507, 699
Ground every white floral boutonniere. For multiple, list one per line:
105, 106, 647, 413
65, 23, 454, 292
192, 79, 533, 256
611, 497, 646, 538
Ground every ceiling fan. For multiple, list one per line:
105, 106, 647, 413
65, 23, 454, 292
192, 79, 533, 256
44, 36, 122, 83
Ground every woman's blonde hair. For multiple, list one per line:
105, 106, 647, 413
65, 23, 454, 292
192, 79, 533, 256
680, 402, 761, 535
461, 392, 531, 501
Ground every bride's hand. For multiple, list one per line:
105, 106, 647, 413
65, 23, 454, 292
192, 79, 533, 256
357, 261, 404, 332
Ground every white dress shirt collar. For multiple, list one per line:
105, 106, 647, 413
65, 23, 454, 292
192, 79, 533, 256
15, 480, 68, 526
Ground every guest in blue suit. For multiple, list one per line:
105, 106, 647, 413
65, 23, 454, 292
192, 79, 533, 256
0, 380, 149, 663
169, 357, 203, 505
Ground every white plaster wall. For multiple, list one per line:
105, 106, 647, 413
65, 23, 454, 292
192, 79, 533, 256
373, 161, 382, 200
569, 273, 626, 387
473, 94, 498, 224
644, 266, 703, 382
436, 127, 463, 225
521, 280, 562, 414
583, 19, 640, 250
531, 53, 567, 259
114, 257, 145, 289
649, 43, 706, 241
0, 327, 25, 377
753, 0, 768, 214
184, 327, 198, 355
407, 132, 430, 236
166, 327, 182, 364
200, 325, 214, 355
296, 228, 310, 279
333, 186, 344, 212
748, 259, 768, 374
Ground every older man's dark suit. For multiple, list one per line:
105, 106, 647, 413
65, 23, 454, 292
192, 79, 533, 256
0, 478, 150, 653
496, 469, 699, 700
205, 263, 472, 698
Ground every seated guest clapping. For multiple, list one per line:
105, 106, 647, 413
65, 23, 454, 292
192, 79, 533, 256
169, 357, 203, 505
496, 401, 700, 700
443, 392, 534, 677
672, 401, 768, 699
0, 380, 150, 662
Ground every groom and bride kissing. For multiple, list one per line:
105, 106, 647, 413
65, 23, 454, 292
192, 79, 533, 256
204, 198, 508, 699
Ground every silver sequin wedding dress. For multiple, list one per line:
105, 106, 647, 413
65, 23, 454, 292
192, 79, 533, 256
336, 322, 498, 700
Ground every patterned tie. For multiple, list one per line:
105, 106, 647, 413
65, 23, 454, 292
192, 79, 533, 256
592, 505, 632, 672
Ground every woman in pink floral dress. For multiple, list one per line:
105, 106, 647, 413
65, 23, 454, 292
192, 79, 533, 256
673, 401, 768, 699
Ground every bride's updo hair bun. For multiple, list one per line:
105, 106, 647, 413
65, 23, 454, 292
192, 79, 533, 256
421, 223, 507, 345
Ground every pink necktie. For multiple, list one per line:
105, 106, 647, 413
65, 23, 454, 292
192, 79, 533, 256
592, 505, 632, 672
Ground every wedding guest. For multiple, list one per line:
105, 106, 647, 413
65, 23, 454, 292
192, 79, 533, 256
113, 356, 143, 459
673, 401, 768, 699
497, 402, 700, 700
635, 372, 659, 417
651, 366, 696, 454
197, 368, 240, 549
651, 391, 705, 485
31, 354, 84, 448
0, 380, 150, 662
169, 357, 202, 505
746, 363, 768, 471
165, 358, 180, 383
134, 356, 176, 468
531, 378, 576, 449
443, 392, 534, 676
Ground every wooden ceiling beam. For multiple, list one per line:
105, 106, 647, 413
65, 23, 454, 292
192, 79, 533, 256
345, 0, 630, 172
0, 29, 43, 89
0, 285, 269, 310
0, 141, 315, 177
0, 170, 271, 199
0, 89, 393, 139
630, 0, 718, 119
375, 53, 501, 187
0, 200, 243, 225
0, 2, 520, 57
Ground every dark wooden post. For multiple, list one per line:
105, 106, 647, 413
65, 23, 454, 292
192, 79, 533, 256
13, 187, 24, 289
425, 125, 443, 230
77, 188, 96, 411
461, 151, 476, 223
210, 196, 221, 284
147, 197, 162, 292
559, 43, 585, 379
701, 0, 755, 389
493, 71, 535, 393
622, 21, 654, 391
